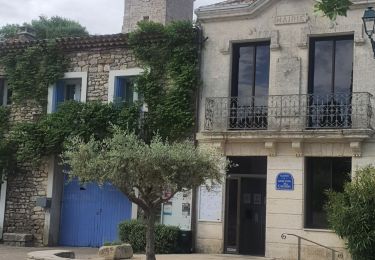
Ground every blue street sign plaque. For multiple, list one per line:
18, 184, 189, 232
276, 172, 294, 191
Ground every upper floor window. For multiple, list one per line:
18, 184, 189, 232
308, 36, 354, 128
48, 72, 88, 113
229, 42, 270, 129
114, 76, 135, 105
308, 35, 354, 96
231, 42, 270, 100
108, 69, 143, 105
0, 79, 11, 106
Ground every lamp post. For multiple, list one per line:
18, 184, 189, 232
362, 6, 375, 58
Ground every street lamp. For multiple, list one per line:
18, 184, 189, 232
362, 7, 375, 58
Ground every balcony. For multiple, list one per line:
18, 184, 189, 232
204, 92, 374, 133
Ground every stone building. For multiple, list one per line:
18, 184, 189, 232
122, 0, 195, 33
194, 0, 375, 259
0, 0, 194, 248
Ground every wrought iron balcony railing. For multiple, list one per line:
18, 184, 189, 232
204, 93, 373, 132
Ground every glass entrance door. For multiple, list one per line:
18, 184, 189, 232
224, 177, 266, 256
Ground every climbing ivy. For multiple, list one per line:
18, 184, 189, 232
0, 42, 68, 106
0, 21, 199, 177
0, 106, 12, 178
129, 21, 199, 141
0, 101, 141, 175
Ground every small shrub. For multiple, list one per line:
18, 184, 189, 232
325, 166, 375, 260
119, 220, 180, 254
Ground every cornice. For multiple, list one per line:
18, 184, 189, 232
196, 0, 375, 23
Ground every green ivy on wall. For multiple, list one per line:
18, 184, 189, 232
0, 42, 68, 107
129, 21, 199, 141
0, 21, 199, 178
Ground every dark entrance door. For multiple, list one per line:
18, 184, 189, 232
224, 157, 267, 256
239, 178, 266, 255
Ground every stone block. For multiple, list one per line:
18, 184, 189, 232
98, 244, 133, 260
27, 250, 75, 260
3, 233, 33, 247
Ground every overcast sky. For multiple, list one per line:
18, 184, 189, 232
0, 0, 221, 35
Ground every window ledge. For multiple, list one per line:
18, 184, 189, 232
303, 228, 335, 233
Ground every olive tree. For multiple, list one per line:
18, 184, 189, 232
325, 166, 375, 260
62, 128, 224, 260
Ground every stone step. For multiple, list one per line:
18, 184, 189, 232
211, 255, 275, 260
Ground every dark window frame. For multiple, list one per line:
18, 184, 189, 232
231, 41, 271, 97
308, 35, 354, 95
305, 157, 352, 229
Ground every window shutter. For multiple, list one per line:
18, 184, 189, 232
114, 77, 125, 103
53, 80, 65, 112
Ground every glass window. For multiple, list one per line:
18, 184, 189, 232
305, 157, 351, 229
0, 79, 11, 106
309, 36, 354, 96
231, 42, 270, 101
53, 78, 82, 112
228, 156, 267, 175
114, 76, 135, 105
308, 36, 354, 129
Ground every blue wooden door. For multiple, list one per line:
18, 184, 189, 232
59, 178, 132, 247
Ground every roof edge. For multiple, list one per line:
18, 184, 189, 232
195, 0, 375, 22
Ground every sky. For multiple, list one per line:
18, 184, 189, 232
0, 0, 221, 35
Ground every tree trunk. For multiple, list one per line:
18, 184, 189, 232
146, 212, 156, 260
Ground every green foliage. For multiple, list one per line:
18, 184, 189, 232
103, 241, 123, 246
129, 21, 199, 141
0, 106, 9, 135
0, 107, 12, 177
119, 220, 180, 254
0, 42, 68, 106
0, 101, 140, 175
314, 0, 353, 21
325, 166, 375, 260
63, 128, 224, 209
0, 16, 89, 41
0, 24, 19, 41
31, 16, 89, 39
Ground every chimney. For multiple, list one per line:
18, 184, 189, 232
17, 26, 36, 41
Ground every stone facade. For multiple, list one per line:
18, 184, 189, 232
3, 163, 48, 246
0, 41, 138, 246
195, 0, 375, 259
122, 0, 195, 33
66, 49, 137, 102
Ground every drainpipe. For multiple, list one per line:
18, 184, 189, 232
192, 21, 207, 254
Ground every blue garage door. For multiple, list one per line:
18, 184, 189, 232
59, 178, 132, 247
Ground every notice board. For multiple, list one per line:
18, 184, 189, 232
198, 184, 222, 222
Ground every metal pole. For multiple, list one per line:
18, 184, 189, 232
298, 237, 301, 260
332, 250, 335, 260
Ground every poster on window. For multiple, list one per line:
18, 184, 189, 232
198, 184, 222, 222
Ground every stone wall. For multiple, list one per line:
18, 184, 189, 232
67, 48, 137, 102
166, 0, 194, 23
122, 0, 167, 33
3, 163, 48, 246
1, 45, 137, 246
122, 0, 194, 33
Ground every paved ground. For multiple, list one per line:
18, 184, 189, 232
0, 245, 273, 260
